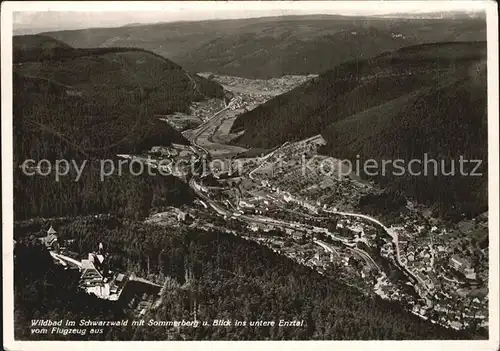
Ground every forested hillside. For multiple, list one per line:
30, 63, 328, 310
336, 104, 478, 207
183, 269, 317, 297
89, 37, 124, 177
14, 218, 481, 340
12, 35, 214, 219
42, 14, 486, 78
13, 35, 223, 156
231, 42, 487, 218
13, 163, 194, 220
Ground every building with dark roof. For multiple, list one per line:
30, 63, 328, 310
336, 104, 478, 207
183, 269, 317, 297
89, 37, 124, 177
39, 225, 59, 251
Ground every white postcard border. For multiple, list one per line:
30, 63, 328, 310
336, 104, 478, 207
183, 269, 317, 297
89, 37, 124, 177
2, 2, 499, 350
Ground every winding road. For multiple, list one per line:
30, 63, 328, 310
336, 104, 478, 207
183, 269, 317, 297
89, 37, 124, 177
185, 88, 431, 300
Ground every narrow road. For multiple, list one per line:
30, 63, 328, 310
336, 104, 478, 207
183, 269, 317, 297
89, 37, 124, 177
314, 239, 340, 257
188, 98, 240, 157
324, 208, 430, 292
348, 247, 381, 271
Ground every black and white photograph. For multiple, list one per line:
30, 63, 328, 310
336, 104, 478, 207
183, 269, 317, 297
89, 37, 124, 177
2, 1, 499, 350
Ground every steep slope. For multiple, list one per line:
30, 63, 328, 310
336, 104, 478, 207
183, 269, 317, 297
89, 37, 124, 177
12, 35, 213, 220
13, 34, 224, 159
42, 14, 486, 78
231, 42, 487, 218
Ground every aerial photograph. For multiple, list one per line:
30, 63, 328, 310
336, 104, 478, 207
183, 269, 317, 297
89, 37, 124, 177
5, 1, 495, 345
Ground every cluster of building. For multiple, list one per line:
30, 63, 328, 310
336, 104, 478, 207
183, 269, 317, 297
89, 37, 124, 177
38, 225, 162, 311
185, 113, 488, 333
149, 143, 193, 159
205, 73, 317, 94
157, 113, 202, 131
146, 207, 194, 227
379, 210, 488, 329
189, 98, 225, 121
449, 255, 477, 281
248, 135, 369, 212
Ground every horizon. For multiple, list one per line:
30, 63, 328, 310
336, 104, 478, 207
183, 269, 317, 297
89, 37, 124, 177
12, 1, 487, 34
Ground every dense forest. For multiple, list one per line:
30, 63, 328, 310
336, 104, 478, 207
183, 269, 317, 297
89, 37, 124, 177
14, 218, 481, 340
12, 35, 219, 220
13, 34, 224, 103
231, 42, 488, 218
13, 161, 194, 220
13, 35, 223, 157
13, 73, 190, 160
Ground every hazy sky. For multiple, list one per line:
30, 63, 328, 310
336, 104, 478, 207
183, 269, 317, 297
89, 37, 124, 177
12, 1, 488, 33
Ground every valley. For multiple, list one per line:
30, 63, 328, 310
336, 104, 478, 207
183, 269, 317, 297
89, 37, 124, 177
129, 72, 488, 333
10, 10, 491, 342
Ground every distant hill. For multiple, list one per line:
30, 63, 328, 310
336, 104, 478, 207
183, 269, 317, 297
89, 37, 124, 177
375, 11, 485, 19
42, 15, 486, 78
231, 41, 487, 218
